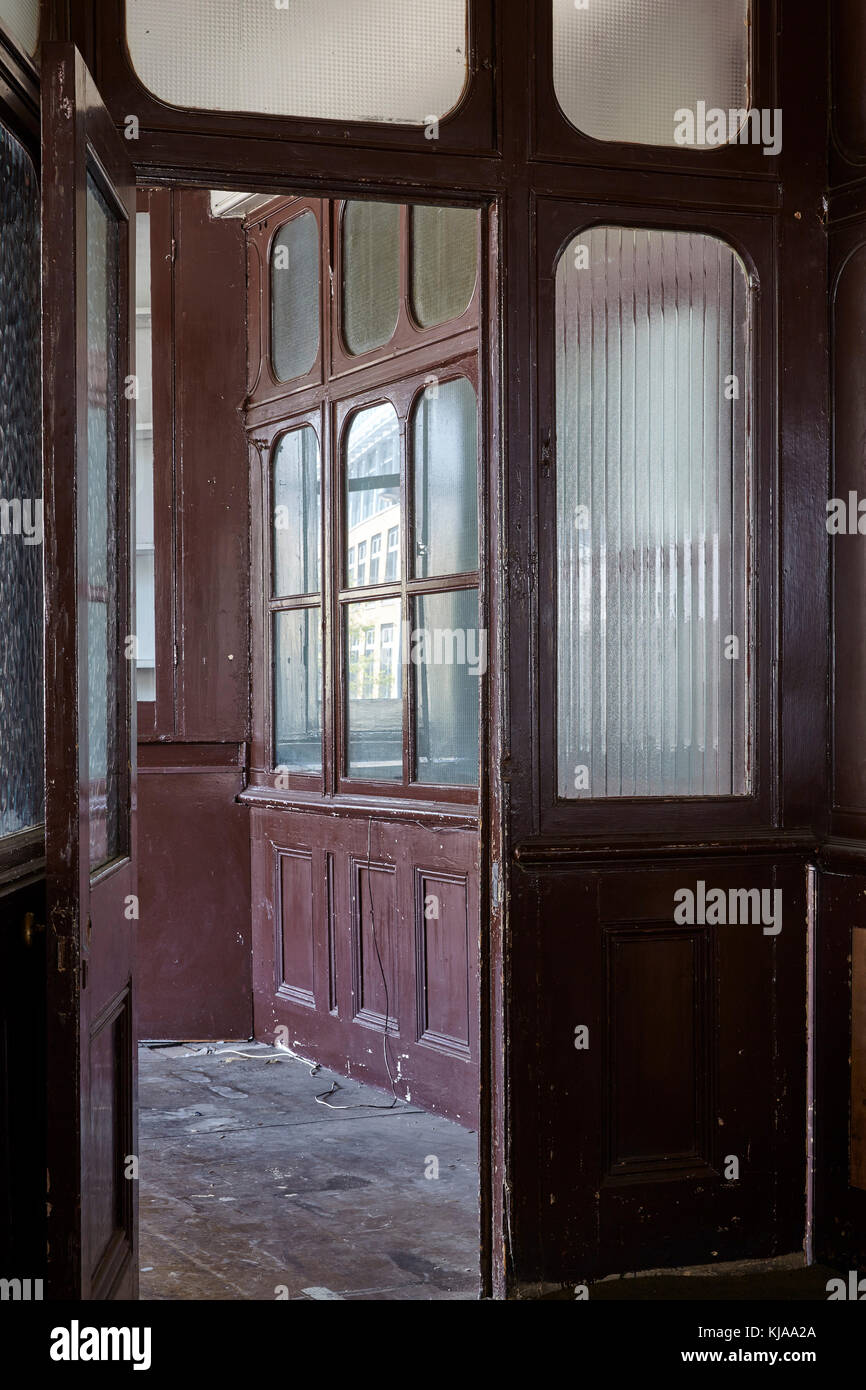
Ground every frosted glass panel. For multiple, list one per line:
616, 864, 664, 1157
272, 427, 320, 598
412, 377, 478, 578
0, 124, 42, 838
345, 403, 400, 588
86, 177, 123, 867
0, 0, 39, 55
552, 0, 750, 147
342, 202, 401, 356
271, 211, 319, 383
346, 598, 402, 781
135, 211, 156, 703
411, 205, 478, 328
556, 227, 750, 799
126, 0, 468, 125
414, 590, 480, 786
273, 608, 322, 773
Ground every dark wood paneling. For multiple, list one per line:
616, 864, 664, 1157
174, 189, 249, 742
138, 760, 251, 1039
853, 928, 866, 1190
415, 871, 472, 1060
608, 927, 708, 1175
276, 849, 315, 1008
512, 857, 806, 1283
351, 858, 398, 1033
251, 806, 478, 1125
816, 870, 866, 1266
831, 241, 866, 830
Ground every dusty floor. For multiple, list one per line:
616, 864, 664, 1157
138, 1042, 480, 1301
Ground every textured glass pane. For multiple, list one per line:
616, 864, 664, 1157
0, 0, 40, 55
412, 377, 478, 578
556, 227, 750, 799
410, 205, 478, 328
345, 404, 400, 588
273, 428, 321, 597
271, 211, 320, 383
413, 590, 480, 786
273, 608, 322, 774
135, 211, 156, 701
552, 0, 750, 148
87, 176, 122, 867
346, 597, 402, 781
342, 202, 400, 356
0, 125, 42, 838
127, 0, 468, 124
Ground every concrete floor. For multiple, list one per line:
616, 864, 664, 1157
138, 1042, 480, 1301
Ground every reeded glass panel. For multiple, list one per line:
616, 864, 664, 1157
271, 211, 320, 383
552, 0, 750, 148
345, 404, 400, 588
556, 227, 750, 799
412, 377, 478, 578
86, 176, 123, 866
273, 428, 321, 598
0, 0, 40, 55
413, 590, 480, 786
410, 205, 478, 328
127, 0, 468, 125
345, 597, 402, 781
342, 202, 400, 356
0, 125, 42, 838
135, 210, 156, 703
273, 608, 322, 774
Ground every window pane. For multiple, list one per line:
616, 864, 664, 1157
552, 0, 749, 148
413, 590, 480, 786
273, 427, 321, 597
345, 597, 402, 781
410, 205, 478, 328
0, 0, 40, 55
345, 403, 400, 588
86, 176, 123, 866
135, 210, 156, 703
0, 123, 42, 838
273, 608, 322, 773
127, 0, 468, 126
556, 227, 750, 799
271, 211, 320, 383
412, 377, 478, 578
342, 202, 400, 356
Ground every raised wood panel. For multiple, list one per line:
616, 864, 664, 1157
351, 858, 399, 1034
137, 761, 252, 1039
606, 926, 711, 1178
87, 988, 133, 1298
275, 848, 315, 1008
250, 806, 478, 1124
415, 870, 471, 1060
853, 928, 866, 1190
831, 242, 866, 823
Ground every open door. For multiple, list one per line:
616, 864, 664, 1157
42, 44, 137, 1301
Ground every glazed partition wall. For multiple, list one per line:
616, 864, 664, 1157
73, 0, 834, 1292
242, 197, 483, 1125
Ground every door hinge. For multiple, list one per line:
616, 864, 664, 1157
167, 237, 177, 265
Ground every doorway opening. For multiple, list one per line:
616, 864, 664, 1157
133, 184, 491, 1300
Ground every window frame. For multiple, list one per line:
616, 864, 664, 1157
98, 2, 496, 158
333, 360, 481, 803
535, 200, 776, 840
532, 0, 778, 178
331, 200, 481, 380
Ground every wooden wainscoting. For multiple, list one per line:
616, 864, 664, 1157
249, 805, 479, 1126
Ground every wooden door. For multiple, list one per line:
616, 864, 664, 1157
42, 43, 138, 1301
